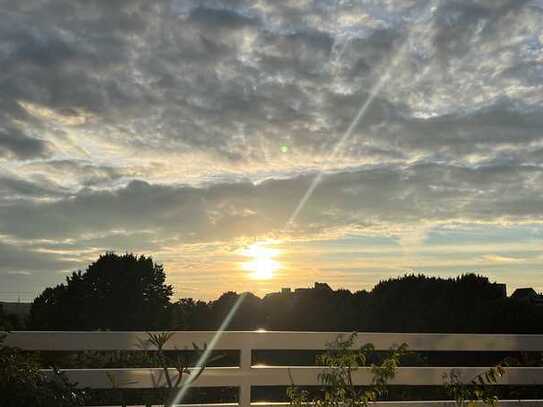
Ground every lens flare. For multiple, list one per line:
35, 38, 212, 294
168, 293, 247, 406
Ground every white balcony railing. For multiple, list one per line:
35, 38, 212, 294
4, 331, 543, 407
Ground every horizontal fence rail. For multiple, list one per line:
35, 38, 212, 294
85, 403, 543, 407
6, 331, 543, 351
84, 403, 543, 407
4, 331, 543, 407
40, 366, 543, 388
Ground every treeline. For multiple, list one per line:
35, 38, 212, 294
12, 252, 543, 333
171, 276, 542, 333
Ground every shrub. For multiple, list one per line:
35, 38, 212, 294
0, 335, 88, 407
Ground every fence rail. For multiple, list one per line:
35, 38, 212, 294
4, 331, 543, 407
6, 331, 543, 351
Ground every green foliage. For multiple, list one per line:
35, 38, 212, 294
288, 333, 407, 407
0, 304, 23, 331
0, 336, 88, 407
443, 364, 507, 407
43, 349, 155, 369
29, 252, 173, 330
289, 334, 509, 407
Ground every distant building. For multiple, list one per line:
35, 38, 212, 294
512, 287, 538, 300
292, 282, 333, 294
267, 282, 335, 296
294, 287, 311, 294
314, 282, 332, 291
511, 288, 543, 305
494, 283, 507, 298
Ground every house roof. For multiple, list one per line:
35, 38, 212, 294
511, 288, 538, 299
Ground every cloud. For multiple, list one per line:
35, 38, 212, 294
0, 238, 80, 274
1, 160, 543, 244
481, 254, 525, 264
431, 0, 531, 65
1, 0, 543, 294
16, 159, 126, 190
0, 127, 49, 160
0, 174, 65, 199
0, 2, 539, 172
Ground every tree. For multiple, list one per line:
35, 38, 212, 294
209, 291, 263, 330
29, 253, 173, 330
169, 298, 211, 330
0, 304, 22, 331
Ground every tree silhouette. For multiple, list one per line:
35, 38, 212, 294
28, 261, 543, 333
29, 252, 172, 330
0, 304, 22, 331
170, 273, 543, 334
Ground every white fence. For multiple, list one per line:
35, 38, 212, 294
4, 331, 543, 407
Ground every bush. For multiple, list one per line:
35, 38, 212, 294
0, 335, 88, 407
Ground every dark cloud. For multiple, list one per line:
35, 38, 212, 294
27, 160, 125, 188
0, 127, 49, 160
432, 0, 531, 64
1, 0, 540, 163
0, 175, 64, 198
189, 6, 258, 29
1, 160, 543, 244
384, 101, 543, 159
0, 239, 79, 274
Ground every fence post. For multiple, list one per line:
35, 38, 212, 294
239, 346, 252, 407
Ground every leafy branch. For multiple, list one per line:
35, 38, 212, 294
142, 332, 222, 405
443, 363, 508, 407
288, 333, 407, 407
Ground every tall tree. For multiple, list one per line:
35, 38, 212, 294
29, 253, 172, 330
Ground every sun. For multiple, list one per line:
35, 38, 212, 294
243, 257, 279, 280
241, 242, 281, 280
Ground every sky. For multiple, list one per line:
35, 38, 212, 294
1, 0, 543, 302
